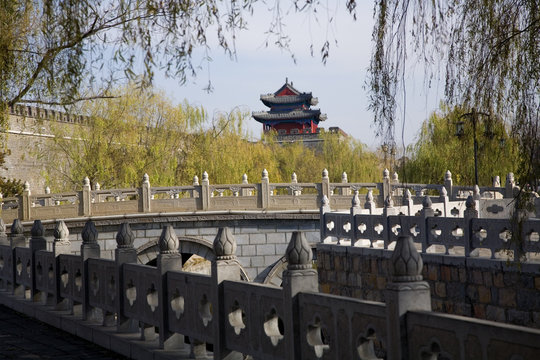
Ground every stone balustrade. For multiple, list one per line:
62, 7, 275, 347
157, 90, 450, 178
321, 194, 540, 260
0, 219, 538, 359
0, 169, 522, 223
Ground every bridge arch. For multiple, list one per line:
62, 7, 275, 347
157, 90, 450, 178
136, 236, 250, 281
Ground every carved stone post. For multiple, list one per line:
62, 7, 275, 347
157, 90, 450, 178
79, 177, 92, 217
81, 220, 100, 320
464, 196, 478, 256
382, 169, 391, 207
350, 192, 361, 244
212, 227, 242, 359
321, 168, 330, 201
282, 232, 318, 360
385, 235, 431, 359
53, 220, 71, 309
505, 172, 515, 198
439, 187, 450, 217
192, 175, 200, 198
444, 170, 453, 200
383, 195, 397, 217
241, 174, 251, 197
201, 171, 210, 211
29, 220, 47, 301
9, 219, 26, 248
403, 190, 413, 216
0, 219, 8, 245
260, 169, 270, 210
139, 173, 152, 213
341, 172, 350, 196
419, 197, 435, 252
113, 223, 138, 331
18, 181, 31, 220
319, 195, 331, 243
365, 189, 376, 214
156, 225, 184, 349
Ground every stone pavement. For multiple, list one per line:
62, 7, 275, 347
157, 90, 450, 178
0, 305, 127, 359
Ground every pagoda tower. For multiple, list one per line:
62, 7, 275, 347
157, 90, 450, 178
252, 79, 327, 135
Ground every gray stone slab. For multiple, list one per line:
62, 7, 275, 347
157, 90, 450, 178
241, 245, 256, 256
266, 232, 287, 244
256, 244, 275, 256
249, 233, 267, 245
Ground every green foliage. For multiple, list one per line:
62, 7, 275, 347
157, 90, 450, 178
0, 177, 23, 197
44, 85, 381, 190
401, 105, 519, 186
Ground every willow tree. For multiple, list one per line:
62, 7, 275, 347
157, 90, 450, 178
368, 0, 539, 191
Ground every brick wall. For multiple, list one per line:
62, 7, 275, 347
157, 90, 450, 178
317, 243, 540, 328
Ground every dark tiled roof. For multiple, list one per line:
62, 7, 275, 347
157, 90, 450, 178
252, 109, 327, 122
260, 94, 318, 107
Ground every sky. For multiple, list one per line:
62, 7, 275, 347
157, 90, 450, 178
156, 2, 443, 150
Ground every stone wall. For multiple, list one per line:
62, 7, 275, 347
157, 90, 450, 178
317, 243, 540, 328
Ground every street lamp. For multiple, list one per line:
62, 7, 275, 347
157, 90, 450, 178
455, 108, 490, 186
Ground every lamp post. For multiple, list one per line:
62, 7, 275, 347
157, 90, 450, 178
456, 108, 490, 186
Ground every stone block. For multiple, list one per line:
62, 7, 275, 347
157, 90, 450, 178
250, 256, 265, 267
458, 268, 467, 283
234, 234, 249, 245
499, 288, 516, 307
503, 272, 520, 287
244, 268, 257, 282
473, 304, 486, 319
435, 282, 446, 298
337, 272, 347, 285
241, 245, 256, 257
370, 259, 378, 274
440, 265, 452, 281
305, 231, 320, 243
185, 228, 199, 236
266, 233, 286, 244
432, 299, 444, 312
320, 283, 330, 293
535, 276, 540, 290
455, 303, 472, 317
427, 264, 439, 281
249, 233, 266, 245
237, 256, 250, 268
275, 243, 288, 256
466, 285, 478, 302
446, 282, 465, 301
376, 276, 387, 290
450, 267, 459, 282
478, 286, 491, 304
493, 273, 504, 287
471, 269, 483, 285
334, 255, 342, 271
199, 227, 218, 236
482, 271, 493, 287
264, 255, 281, 265
364, 274, 377, 288
352, 256, 361, 272
508, 309, 531, 326
517, 289, 540, 310
256, 244, 275, 256
145, 229, 163, 237
239, 226, 259, 234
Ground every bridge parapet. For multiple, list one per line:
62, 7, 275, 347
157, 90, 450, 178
0, 169, 523, 223
0, 220, 538, 358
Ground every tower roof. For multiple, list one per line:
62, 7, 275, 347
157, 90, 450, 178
259, 79, 318, 108
252, 109, 327, 123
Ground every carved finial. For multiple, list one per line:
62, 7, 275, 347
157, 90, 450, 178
507, 172, 514, 183
94, 182, 101, 190
11, 219, 23, 236
262, 169, 269, 179
321, 195, 329, 206
473, 185, 481, 200
31, 220, 44, 237
142, 173, 150, 184
342, 172, 348, 183
405, 189, 412, 201
322, 168, 329, 178
493, 175, 501, 187
422, 196, 432, 209
158, 225, 179, 254
213, 227, 237, 260
366, 189, 374, 202
45, 186, 51, 194
54, 220, 69, 241
291, 172, 297, 183
384, 195, 394, 208
392, 172, 399, 182
193, 175, 199, 185
466, 195, 476, 209
0, 219, 5, 236
286, 232, 313, 270
116, 223, 135, 248
352, 191, 360, 207
82, 220, 98, 243
390, 235, 423, 282
24, 181, 30, 191
383, 168, 389, 179
242, 174, 248, 183
202, 171, 209, 181
83, 177, 90, 186
445, 170, 452, 181
440, 187, 448, 197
